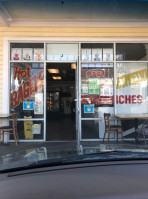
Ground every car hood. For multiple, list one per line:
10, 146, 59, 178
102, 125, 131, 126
1, 144, 148, 172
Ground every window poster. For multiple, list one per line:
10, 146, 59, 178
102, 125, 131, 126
23, 101, 34, 110
81, 84, 89, 94
100, 84, 113, 96
92, 49, 102, 61
34, 93, 43, 114
11, 48, 22, 61
22, 48, 33, 61
34, 48, 44, 61
103, 48, 113, 61
82, 49, 91, 61
89, 79, 100, 94
32, 124, 41, 135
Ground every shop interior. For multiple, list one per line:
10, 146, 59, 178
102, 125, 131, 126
46, 63, 76, 141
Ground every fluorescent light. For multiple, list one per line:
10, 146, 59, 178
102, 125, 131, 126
71, 63, 76, 69
52, 76, 62, 80
48, 69, 59, 73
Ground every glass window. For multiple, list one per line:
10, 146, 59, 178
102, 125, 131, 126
116, 43, 148, 61
10, 63, 44, 118
46, 43, 78, 61
10, 43, 44, 61
82, 120, 99, 139
116, 62, 148, 114
81, 119, 117, 139
81, 63, 114, 118
9, 120, 44, 140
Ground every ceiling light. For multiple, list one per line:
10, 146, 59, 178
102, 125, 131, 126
52, 76, 62, 80
71, 63, 76, 70
48, 69, 59, 73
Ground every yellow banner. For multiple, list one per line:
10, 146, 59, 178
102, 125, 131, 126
117, 69, 147, 89
24, 116, 33, 139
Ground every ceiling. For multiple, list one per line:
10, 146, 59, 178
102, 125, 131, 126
0, 0, 148, 27
47, 63, 75, 82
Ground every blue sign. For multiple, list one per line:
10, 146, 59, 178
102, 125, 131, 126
23, 101, 34, 110
84, 105, 94, 113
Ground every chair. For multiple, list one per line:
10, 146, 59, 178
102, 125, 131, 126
0, 113, 18, 145
103, 113, 123, 143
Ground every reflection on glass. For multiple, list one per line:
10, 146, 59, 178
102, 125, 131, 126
116, 43, 148, 61
82, 120, 99, 139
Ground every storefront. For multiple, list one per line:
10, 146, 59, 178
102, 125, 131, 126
2, 38, 148, 143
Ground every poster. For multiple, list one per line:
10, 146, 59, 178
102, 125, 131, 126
81, 49, 91, 61
24, 116, 33, 139
23, 101, 34, 110
84, 105, 94, 113
103, 48, 113, 61
89, 79, 100, 94
34, 48, 44, 61
32, 124, 41, 134
92, 49, 102, 61
11, 48, 22, 61
22, 48, 33, 61
81, 84, 89, 94
34, 93, 43, 114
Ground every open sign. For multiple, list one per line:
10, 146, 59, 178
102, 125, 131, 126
85, 70, 106, 78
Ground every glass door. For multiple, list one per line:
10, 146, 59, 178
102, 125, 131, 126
46, 43, 79, 142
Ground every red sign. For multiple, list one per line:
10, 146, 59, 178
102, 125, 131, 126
85, 70, 106, 78
13, 65, 31, 80
116, 95, 142, 104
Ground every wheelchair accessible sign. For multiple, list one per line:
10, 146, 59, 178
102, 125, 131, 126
84, 105, 94, 113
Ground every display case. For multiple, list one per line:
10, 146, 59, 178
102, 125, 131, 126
47, 92, 60, 112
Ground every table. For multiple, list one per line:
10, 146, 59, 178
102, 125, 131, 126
115, 114, 148, 130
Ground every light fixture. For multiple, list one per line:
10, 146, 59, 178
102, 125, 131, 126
48, 69, 59, 73
71, 63, 76, 70
52, 76, 62, 80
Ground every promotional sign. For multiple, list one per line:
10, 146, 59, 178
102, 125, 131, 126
32, 124, 41, 134
23, 101, 34, 110
11, 48, 22, 61
24, 116, 33, 139
89, 79, 99, 94
34, 93, 43, 114
84, 105, 94, 113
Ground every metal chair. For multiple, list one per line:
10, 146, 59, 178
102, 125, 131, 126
0, 113, 18, 145
103, 113, 123, 143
